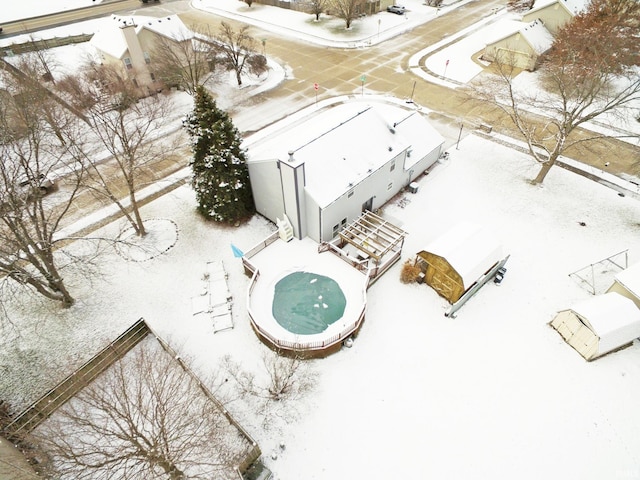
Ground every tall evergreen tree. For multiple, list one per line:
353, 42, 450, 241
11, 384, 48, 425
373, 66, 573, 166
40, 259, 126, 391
185, 86, 254, 223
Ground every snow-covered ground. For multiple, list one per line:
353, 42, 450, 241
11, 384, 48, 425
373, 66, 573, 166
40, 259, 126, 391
1, 1, 640, 479
3, 115, 640, 479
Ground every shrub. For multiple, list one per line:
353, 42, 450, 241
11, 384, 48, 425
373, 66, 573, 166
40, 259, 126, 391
400, 259, 421, 284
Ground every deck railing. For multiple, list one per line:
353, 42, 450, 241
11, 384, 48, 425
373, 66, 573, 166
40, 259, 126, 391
247, 269, 369, 353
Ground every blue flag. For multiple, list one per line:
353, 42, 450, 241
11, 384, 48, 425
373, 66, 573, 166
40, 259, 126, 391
231, 244, 244, 258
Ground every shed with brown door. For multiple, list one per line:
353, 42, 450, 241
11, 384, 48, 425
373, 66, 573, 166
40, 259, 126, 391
417, 223, 503, 304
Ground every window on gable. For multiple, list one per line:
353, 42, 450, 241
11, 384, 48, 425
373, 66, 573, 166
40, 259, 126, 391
144, 52, 151, 64
387, 182, 393, 190
390, 162, 395, 172
124, 57, 133, 70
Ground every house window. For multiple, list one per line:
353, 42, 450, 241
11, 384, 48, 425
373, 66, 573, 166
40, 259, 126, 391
348, 190, 354, 198
387, 182, 393, 190
124, 57, 133, 70
390, 162, 395, 172
150, 72, 156, 81
144, 52, 151, 64
332, 218, 347, 238
132, 78, 139, 88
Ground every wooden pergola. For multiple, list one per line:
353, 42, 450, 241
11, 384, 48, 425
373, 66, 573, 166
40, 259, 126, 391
339, 211, 407, 263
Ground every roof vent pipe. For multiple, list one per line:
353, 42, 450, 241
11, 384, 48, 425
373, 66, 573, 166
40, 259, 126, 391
288, 150, 295, 162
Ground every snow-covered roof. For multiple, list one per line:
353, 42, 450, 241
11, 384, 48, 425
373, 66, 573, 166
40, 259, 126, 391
520, 20, 554, 54
569, 292, 640, 355
526, 0, 589, 17
484, 19, 553, 55
612, 262, 640, 299
89, 14, 193, 60
422, 222, 503, 289
247, 102, 444, 208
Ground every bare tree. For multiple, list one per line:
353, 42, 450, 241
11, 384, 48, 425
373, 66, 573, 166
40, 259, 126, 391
150, 27, 219, 96
0, 73, 85, 308
242, 0, 254, 7
330, 0, 365, 29
309, 0, 327, 21
76, 63, 179, 237
225, 350, 316, 402
217, 22, 267, 87
32, 342, 245, 480
475, 17, 640, 185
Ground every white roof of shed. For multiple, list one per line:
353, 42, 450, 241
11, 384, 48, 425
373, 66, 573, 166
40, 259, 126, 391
90, 14, 193, 60
424, 222, 503, 289
612, 262, 640, 299
246, 102, 444, 208
569, 292, 640, 355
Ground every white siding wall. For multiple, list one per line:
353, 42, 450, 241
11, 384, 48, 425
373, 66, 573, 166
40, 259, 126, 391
247, 159, 284, 225
279, 161, 306, 239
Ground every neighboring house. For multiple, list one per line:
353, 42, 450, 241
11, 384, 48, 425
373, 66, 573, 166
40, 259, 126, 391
482, 19, 554, 71
90, 14, 194, 93
246, 101, 445, 243
482, 0, 589, 71
521, 0, 589, 34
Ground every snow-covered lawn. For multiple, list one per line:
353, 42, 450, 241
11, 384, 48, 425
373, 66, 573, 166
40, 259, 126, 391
3, 122, 640, 478
2, 1, 640, 478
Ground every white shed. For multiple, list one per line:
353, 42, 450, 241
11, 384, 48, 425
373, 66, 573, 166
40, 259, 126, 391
550, 292, 640, 361
417, 223, 504, 304
606, 262, 640, 309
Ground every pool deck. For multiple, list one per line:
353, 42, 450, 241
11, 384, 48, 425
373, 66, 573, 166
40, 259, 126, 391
247, 237, 368, 350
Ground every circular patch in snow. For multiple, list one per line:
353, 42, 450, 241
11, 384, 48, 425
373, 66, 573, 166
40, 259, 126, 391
115, 218, 179, 262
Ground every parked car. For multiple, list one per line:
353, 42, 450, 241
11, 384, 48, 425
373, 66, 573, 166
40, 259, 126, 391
1, 173, 57, 214
387, 5, 406, 14
17, 173, 56, 196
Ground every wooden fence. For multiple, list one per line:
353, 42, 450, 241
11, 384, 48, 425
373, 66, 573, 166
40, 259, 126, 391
152, 333, 262, 476
5, 319, 150, 438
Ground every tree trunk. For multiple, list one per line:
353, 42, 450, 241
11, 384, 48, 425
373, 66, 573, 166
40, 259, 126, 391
129, 191, 147, 237
235, 70, 243, 86
531, 153, 559, 185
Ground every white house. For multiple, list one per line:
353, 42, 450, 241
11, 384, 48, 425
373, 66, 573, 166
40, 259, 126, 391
90, 14, 194, 92
245, 101, 445, 243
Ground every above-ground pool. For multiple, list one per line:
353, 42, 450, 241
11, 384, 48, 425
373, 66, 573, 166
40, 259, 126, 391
245, 238, 368, 357
272, 272, 347, 335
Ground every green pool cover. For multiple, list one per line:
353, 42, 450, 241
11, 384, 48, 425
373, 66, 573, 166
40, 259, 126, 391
272, 271, 347, 335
